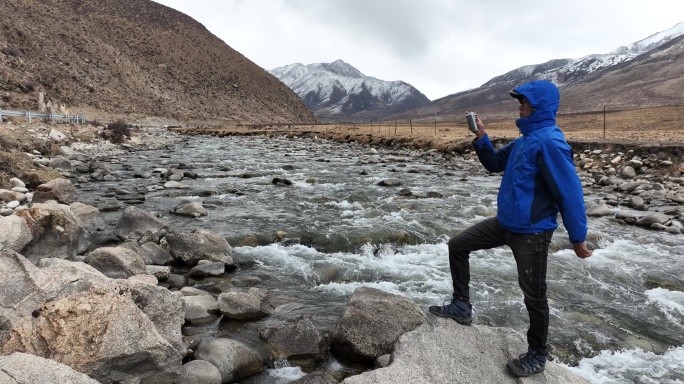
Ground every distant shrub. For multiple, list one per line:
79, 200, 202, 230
0, 135, 18, 150
102, 120, 131, 143
21, 82, 37, 93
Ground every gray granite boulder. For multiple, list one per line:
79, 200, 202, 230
0, 250, 47, 345
115, 206, 172, 240
291, 371, 340, 384
0, 353, 100, 384
32, 178, 78, 204
180, 359, 222, 384
586, 203, 612, 217
127, 278, 186, 355
85, 246, 146, 279
0, 281, 182, 384
615, 211, 638, 224
194, 338, 265, 383
0, 214, 33, 253
163, 229, 234, 267
340, 319, 590, 384
332, 287, 427, 362
182, 294, 221, 325
173, 201, 208, 218
636, 213, 671, 228
218, 287, 274, 320
259, 316, 329, 365
188, 261, 226, 277
69, 202, 106, 232
17, 201, 88, 262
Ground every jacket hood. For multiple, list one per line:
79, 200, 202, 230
511, 80, 559, 134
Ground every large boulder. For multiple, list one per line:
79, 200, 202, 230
340, 319, 590, 384
259, 316, 329, 366
69, 202, 106, 232
194, 338, 265, 383
0, 352, 100, 384
182, 294, 221, 325
163, 229, 234, 267
32, 178, 78, 204
218, 288, 274, 320
0, 250, 47, 345
36, 258, 109, 300
0, 281, 182, 384
84, 246, 147, 279
332, 287, 427, 362
180, 359, 222, 384
127, 278, 186, 356
172, 201, 208, 218
0, 214, 33, 253
635, 213, 671, 228
115, 206, 172, 240
188, 261, 226, 277
291, 372, 340, 384
16, 201, 88, 262
586, 203, 613, 217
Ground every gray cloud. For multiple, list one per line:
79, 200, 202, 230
153, 0, 684, 99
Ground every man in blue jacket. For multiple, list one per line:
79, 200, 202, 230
429, 80, 592, 377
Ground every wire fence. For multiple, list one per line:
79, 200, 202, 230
0, 109, 86, 124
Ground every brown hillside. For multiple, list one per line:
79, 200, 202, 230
0, 0, 316, 124
396, 36, 684, 122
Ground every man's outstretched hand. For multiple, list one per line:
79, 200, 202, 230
573, 242, 593, 259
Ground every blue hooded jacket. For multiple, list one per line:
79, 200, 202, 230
473, 80, 588, 243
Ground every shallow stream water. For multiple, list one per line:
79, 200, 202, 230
77, 135, 684, 383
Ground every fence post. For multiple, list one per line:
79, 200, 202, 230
603, 106, 606, 139
434, 118, 437, 135
28, 111, 32, 124
394, 120, 397, 135
410, 119, 413, 134
0, 109, 3, 123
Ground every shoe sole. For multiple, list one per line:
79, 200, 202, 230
428, 306, 472, 325
506, 361, 544, 377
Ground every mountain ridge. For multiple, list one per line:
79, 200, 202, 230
397, 21, 684, 121
0, 0, 316, 124
270, 60, 431, 122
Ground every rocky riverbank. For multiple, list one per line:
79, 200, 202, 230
1, 123, 682, 383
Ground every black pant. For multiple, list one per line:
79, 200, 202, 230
448, 217, 553, 353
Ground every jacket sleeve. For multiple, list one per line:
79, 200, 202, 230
537, 139, 588, 243
473, 134, 515, 173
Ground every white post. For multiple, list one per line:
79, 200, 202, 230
28, 111, 32, 123
0, 109, 3, 123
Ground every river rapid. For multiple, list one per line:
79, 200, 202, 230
76, 134, 684, 384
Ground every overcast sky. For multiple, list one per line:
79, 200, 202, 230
153, 0, 684, 100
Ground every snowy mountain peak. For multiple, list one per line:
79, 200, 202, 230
324, 59, 364, 78
481, 21, 684, 90
270, 60, 430, 122
611, 21, 684, 55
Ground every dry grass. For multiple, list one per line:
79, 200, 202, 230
175, 105, 684, 149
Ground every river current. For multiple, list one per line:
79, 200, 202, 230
77, 135, 684, 383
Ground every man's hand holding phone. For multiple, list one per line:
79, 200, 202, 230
465, 111, 486, 140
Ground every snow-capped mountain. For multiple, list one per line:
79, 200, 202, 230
402, 21, 684, 120
483, 21, 684, 88
270, 60, 430, 122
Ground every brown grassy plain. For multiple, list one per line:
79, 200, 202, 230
177, 105, 684, 151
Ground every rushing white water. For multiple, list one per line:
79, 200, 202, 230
78, 135, 684, 383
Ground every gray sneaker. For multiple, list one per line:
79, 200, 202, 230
428, 299, 472, 325
506, 348, 547, 377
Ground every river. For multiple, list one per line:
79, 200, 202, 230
76, 134, 684, 383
